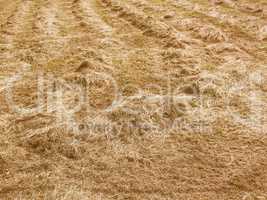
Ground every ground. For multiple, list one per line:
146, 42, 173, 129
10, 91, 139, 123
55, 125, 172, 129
0, 0, 267, 199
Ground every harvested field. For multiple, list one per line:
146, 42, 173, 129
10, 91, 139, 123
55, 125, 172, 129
0, 0, 267, 199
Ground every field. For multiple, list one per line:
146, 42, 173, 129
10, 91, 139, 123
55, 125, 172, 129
0, 0, 267, 199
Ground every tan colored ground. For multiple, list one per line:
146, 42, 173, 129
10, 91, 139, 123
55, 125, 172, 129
0, 0, 267, 199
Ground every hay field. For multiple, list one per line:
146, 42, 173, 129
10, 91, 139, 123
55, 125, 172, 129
0, 0, 267, 199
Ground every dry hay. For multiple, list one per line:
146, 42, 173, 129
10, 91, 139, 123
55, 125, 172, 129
0, 0, 267, 199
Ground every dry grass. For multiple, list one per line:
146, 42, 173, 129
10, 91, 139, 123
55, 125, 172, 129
0, 0, 267, 199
